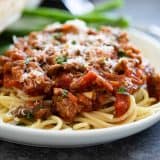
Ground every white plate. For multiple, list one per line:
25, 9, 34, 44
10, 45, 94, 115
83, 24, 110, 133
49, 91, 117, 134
0, 29, 160, 148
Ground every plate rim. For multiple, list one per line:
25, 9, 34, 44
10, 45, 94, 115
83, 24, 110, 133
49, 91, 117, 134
0, 28, 160, 147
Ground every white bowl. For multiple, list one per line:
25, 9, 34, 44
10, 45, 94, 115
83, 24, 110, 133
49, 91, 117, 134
0, 29, 160, 148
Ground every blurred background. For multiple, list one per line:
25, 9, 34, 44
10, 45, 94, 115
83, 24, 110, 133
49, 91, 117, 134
41, 0, 160, 25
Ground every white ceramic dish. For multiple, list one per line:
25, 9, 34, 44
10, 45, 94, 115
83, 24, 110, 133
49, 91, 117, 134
0, 29, 160, 148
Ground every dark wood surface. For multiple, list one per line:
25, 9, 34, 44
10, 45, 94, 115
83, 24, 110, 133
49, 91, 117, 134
1, 0, 160, 160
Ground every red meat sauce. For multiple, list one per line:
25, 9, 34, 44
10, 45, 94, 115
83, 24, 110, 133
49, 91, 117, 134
0, 20, 159, 122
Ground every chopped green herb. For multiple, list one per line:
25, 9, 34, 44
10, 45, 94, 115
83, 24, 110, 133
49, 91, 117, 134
117, 87, 129, 95
56, 56, 67, 64
71, 40, 76, 45
25, 112, 33, 120
53, 32, 62, 40
62, 89, 68, 97
118, 50, 127, 58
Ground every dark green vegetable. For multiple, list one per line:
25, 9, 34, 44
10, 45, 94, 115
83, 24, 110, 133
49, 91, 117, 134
56, 56, 67, 64
71, 40, 76, 45
118, 50, 128, 57
117, 87, 129, 95
23, 8, 74, 22
62, 89, 68, 97
87, 0, 123, 14
78, 15, 129, 28
23, 7, 129, 28
26, 112, 34, 120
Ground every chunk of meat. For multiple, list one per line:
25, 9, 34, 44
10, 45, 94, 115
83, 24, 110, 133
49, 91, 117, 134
55, 73, 73, 89
95, 75, 113, 91
3, 74, 22, 88
47, 64, 63, 75
0, 56, 10, 65
77, 94, 93, 112
59, 24, 79, 34
53, 88, 80, 121
5, 50, 26, 60
114, 94, 130, 117
96, 93, 115, 106
70, 71, 113, 92
147, 74, 160, 100
70, 71, 97, 90
34, 108, 51, 119
12, 101, 52, 120
23, 76, 52, 96
12, 106, 33, 119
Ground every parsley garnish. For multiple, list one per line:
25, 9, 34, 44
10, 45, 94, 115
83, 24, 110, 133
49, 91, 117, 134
71, 40, 76, 45
25, 112, 33, 120
62, 89, 68, 97
53, 32, 62, 40
118, 50, 127, 58
56, 56, 67, 64
117, 87, 129, 95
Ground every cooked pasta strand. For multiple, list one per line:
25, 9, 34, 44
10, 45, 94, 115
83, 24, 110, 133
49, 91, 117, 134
0, 88, 160, 130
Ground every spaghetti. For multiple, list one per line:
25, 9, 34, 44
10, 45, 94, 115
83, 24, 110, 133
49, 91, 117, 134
0, 20, 160, 130
0, 88, 159, 130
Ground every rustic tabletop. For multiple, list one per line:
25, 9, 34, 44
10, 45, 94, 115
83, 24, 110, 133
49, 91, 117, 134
0, 0, 160, 160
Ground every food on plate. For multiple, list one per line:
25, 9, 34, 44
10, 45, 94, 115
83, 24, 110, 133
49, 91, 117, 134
0, 20, 159, 130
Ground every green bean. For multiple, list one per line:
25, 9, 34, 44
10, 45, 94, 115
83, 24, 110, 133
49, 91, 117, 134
78, 15, 129, 28
88, 0, 123, 14
23, 8, 74, 22
23, 8, 129, 28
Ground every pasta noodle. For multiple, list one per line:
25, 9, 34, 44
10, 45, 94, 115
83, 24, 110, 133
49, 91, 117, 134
0, 87, 159, 131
